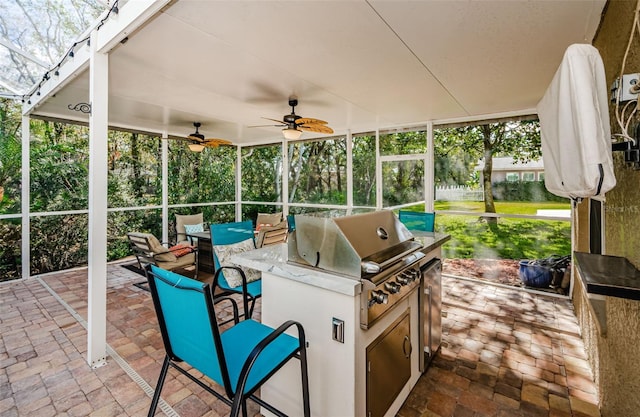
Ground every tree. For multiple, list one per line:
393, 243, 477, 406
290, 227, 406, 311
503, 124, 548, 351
288, 138, 347, 205
0, 0, 103, 94
352, 134, 376, 206
0, 99, 21, 211
434, 128, 482, 187
435, 118, 541, 216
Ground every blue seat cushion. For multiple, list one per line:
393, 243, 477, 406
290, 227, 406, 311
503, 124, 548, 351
218, 319, 300, 394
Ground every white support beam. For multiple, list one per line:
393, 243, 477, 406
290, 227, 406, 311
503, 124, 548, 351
425, 122, 435, 213
375, 129, 382, 210
86, 31, 109, 369
23, 0, 170, 115
236, 146, 242, 221
94, 0, 173, 54
21, 116, 30, 279
22, 40, 90, 115
346, 130, 353, 215
161, 132, 169, 243
282, 140, 289, 216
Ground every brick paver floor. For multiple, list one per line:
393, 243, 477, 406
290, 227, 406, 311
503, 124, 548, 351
0, 261, 599, 417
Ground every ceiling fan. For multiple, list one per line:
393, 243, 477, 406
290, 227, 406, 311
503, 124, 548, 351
167, 122, 232, 152
260, 98, 334, 140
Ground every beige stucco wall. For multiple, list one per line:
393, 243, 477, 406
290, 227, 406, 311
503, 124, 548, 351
572, 1, 640, 416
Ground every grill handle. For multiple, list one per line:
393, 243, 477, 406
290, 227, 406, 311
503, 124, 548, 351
376, 245, 423, 272
361, 261, 381, 274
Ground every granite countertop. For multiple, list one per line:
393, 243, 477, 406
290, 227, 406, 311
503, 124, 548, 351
574, 251, 640, 301
231, 233, 451, 297
231, 243, 363, 296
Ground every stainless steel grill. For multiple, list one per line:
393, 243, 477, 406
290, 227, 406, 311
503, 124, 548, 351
287, 210, 427, 329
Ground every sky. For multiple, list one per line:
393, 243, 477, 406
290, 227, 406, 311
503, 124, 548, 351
0, 0, 104, 98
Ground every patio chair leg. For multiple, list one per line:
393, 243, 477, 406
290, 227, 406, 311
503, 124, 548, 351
242, 399, 248, 417
230, 392, 245, 417
300, 340, 311, 417
247, 297, 256, 319
148, 355, 170, 417
242, 292, 250, 320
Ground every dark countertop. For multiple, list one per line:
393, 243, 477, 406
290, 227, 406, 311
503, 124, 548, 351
574, 252, 640, 301
409, 231, 451, 253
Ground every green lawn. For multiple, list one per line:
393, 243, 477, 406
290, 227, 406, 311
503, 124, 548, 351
434, 200, 571, 215
400, 201, 572, 260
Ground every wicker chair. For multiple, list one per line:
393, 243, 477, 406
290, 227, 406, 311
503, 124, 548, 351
127, 232, 198, 278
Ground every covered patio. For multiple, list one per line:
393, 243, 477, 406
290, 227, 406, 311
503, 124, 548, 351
6, 0, 640, 415
7, 0, 605, 367
1, 263, 599, 416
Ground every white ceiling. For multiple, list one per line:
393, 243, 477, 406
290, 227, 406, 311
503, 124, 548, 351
26, 0, 606, 145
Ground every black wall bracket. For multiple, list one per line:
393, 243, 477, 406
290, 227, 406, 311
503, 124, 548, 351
612, 124, 640, 169
612, 139, 640, 168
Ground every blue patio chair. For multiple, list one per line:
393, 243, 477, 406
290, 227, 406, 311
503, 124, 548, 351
210, 220, 261, 319
399, 210, 436, 232
287, 214, 296, 232
146, 265, 310, 417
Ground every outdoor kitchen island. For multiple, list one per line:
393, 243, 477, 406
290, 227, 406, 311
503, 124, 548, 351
232, 211, 450, 417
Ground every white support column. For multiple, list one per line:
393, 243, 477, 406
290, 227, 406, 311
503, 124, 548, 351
86, 31, 108, 368
346, 130, 353, 214
425, 122, 435, 213
161, 132, 169, 242
21, 115, 30, 279
375, 129, 382, 210
236, 146, 242, 221
282, 140, 289, 215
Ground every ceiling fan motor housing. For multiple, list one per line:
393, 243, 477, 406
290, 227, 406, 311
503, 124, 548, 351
285, 98, 301, 124
190, 122, 205, 140
284, 114, 301, 123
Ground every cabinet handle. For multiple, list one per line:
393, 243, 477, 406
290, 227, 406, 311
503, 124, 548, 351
402, 335, 412, 358
427, 285, 433, 355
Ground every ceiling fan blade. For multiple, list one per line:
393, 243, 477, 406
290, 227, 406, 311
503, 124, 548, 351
248, 124, 283, 128
296, 117, 328, 125
262, 117, 287, 125
299, 124, 334, 134
203, 138, 232, 147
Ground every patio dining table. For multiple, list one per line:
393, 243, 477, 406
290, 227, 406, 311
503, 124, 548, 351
187, 227, 262, 275
185, 231, 215, 274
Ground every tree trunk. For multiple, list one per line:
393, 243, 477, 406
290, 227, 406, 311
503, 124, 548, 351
288, 143, 304, 203
482, 150, 495, 213
481, 125, 497, 224
131, 133, 143, 199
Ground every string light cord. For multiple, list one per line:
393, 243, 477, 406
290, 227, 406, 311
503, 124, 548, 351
14, 0, 120, 104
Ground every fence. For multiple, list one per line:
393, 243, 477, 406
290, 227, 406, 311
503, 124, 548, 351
435, 186, 484, 201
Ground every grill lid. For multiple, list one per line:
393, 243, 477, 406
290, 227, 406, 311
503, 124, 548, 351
287, 210, 420, 278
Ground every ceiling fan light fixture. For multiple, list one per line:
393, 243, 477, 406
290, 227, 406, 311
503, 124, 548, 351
188, 143, 205, 152
282, 127, 302, 140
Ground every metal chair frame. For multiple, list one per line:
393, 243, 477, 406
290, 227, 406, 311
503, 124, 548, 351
146, 265, 310, 417
210, 220, 261, 319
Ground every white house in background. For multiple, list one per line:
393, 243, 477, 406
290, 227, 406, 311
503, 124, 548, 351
475, 157, 545, 183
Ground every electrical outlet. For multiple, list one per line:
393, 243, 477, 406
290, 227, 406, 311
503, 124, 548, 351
620, 73, 640, 102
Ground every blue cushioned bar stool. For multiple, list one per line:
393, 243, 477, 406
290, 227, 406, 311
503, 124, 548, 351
399, 210, 436, 232
209, 220, 261, 319
146, 265, 310, 417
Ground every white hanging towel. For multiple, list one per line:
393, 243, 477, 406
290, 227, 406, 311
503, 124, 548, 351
537, 43, 616, 200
